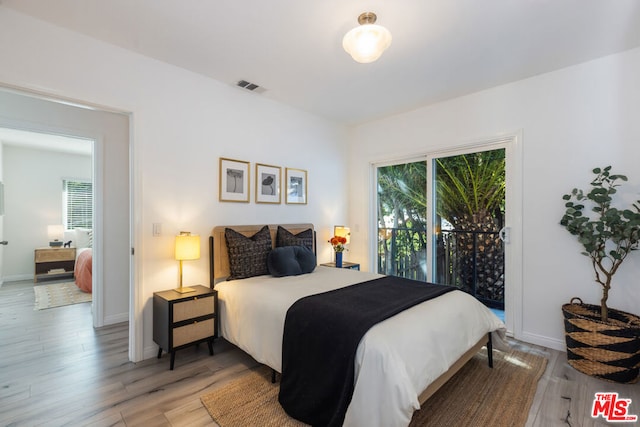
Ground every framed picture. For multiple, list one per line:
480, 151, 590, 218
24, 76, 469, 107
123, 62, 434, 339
219, 158, 250, 202
285, 168, 307, 204
255, 163, 281, 204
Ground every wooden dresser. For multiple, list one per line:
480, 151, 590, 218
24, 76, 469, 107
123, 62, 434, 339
153, 285, 217, 370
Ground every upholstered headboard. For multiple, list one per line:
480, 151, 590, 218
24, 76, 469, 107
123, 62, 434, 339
209, 223, 315, 286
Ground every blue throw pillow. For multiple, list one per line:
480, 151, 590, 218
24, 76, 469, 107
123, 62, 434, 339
267, 246, 316, 277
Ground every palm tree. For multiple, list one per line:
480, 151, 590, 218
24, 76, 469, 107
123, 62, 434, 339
377, 161, 427, 278
435, 150, 505, 227
435, 150, 505, 304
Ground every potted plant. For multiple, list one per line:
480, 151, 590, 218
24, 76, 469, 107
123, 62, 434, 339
560, 166, 640, 383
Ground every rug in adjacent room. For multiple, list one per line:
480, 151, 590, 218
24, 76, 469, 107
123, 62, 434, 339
200, 347, 547, 427
34, 282, 92, 310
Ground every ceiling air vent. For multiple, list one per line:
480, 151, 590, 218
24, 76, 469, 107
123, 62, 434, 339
235, 79, 266, 94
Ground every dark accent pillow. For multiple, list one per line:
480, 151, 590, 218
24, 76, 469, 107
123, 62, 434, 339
267, 246, 317, 277
276, 226, 314, 251
225, 226, 272, 280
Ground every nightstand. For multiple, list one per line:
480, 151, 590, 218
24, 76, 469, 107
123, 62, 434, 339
320, 261, 360, 270
153, 285, 217, 370
34, 247, 76, 283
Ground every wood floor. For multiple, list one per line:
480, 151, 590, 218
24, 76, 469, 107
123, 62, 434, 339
0, 279, 638, 426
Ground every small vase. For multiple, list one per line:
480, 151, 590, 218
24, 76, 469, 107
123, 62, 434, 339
335, 251, 343, 268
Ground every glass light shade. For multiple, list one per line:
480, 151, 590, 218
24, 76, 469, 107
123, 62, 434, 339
47, 224, 64, 240
342, 23, 392, 63
175, 233, 200, 261
334, 225, 351, 244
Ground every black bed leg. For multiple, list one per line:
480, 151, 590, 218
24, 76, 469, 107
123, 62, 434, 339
487, 332, 493, 368
271, 369, 277, 383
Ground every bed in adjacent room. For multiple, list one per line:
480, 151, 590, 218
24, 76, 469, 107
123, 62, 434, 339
64, 227, 93, 293
209, 223, 506, 427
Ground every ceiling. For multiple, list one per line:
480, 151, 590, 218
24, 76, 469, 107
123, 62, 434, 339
3, 0, 640, 125
0, 128, 92, 156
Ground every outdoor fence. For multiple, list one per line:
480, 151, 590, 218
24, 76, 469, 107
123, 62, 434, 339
378, 227, 504, 309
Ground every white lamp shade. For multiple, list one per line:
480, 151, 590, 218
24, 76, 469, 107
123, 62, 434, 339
343, 23, 392, 63
175, 234, 200, 261
47, 224, 64, 240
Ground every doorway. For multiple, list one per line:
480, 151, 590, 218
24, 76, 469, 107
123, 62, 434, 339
0, 128, 96, 317
0, 87, 131, 338
374, 134, 522, 336
0, 128, 95, 300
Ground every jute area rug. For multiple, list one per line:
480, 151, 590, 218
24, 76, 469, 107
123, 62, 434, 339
200, 347, 547, 427
34, 282, 92, 310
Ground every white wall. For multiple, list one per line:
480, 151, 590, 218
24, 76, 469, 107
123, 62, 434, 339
2, 145, 91, 280
0, 8, 349, 360
349, 47, 640, 350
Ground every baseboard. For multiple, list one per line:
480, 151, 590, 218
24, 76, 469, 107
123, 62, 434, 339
3, 273, 34, 282
519, 331, 566, 352
144, 344, 160, 361
104, 312, 128, 325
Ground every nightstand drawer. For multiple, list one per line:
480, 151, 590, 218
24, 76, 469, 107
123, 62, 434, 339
173, 318, 215, 347
173, 295, 215, 322
35, 248, 76, 262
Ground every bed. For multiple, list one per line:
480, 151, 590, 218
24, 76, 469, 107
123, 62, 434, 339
74, 248, 92, 292
209, 224, 507, 427
64, 228, 93, 293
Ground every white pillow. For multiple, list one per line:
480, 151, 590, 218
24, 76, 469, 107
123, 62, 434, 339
74, 227, 93, 249
63, 230, 77, 243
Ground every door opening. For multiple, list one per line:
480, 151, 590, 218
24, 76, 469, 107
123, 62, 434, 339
375, 136, 520, 333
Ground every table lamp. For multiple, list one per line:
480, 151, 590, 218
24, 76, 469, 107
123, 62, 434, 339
334, 225, 350, 244
175, 231, 200, 293
48, 224, 64, 247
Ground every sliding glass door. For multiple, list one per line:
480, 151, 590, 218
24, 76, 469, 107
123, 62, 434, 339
430, 148, 505, 310
376, 146, 508, 313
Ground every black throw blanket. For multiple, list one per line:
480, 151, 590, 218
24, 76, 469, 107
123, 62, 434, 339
278, 276, 455, 427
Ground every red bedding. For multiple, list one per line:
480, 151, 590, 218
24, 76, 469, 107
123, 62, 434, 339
75, 248, 92, 293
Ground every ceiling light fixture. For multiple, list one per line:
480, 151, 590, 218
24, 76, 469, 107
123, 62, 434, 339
342, 12, 392, 64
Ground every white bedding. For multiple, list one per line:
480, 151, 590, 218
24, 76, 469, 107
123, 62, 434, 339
216, 266, 507, 427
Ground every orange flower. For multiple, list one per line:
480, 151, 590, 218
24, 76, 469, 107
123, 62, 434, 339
329, 235, 347, 252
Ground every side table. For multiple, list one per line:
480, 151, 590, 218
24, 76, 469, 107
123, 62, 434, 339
320, 261, 360, 271
34, 247, 76, 283
153, 285, 218, 370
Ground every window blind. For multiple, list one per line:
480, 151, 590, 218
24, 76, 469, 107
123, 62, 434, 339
63, 179, 93, 229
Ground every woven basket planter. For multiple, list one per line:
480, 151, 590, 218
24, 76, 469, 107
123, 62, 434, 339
562, 298, 640, 384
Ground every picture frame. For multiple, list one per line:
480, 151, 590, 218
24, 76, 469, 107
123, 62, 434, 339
219, 158, 250, 202
285, 168, 307, 204
255, 163, 281, 204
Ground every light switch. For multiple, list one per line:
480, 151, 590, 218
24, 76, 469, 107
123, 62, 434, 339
153, 223, 162, 236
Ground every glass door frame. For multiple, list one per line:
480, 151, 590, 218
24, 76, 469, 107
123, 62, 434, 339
371, 132, 523, 337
